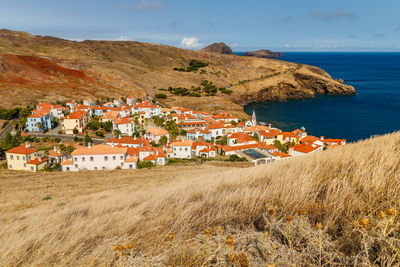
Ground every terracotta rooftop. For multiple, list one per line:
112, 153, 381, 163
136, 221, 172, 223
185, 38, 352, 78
71, 144, 127, 156
146, 127, 169, 136
65, 110, 87, 120
6, 144, 37, 155
27, 158, 48, 165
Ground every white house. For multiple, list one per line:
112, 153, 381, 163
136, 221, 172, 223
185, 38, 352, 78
126, 96, 136, 106
36, 103, 64, 119
205, 124, 226, 139
61, 144, 137, 171
192, 141, 217, 158
113, 99, 124, 107
113, 117, 134, 136
83, 99, 95, 106
169, 139, 193, 159
144, 127, 170, 143
132, 101, 162, 118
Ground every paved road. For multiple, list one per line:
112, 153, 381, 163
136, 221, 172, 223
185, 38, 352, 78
0, 121, 14, 141
27, 133, 105, 144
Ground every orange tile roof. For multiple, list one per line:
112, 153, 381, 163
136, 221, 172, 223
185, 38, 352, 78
65, 110, 87, 120
222, 142, 266, 152
71, 144, 127, 156
48, 150, 61, 157
228, 132, 255, 144
179, 121, 207, 126
102, 110, 120, 120
323, 138, 346, 145
146, 127, 169, 136
259, 129, 281, 138
28, 110, 49, 118
61, 159, 73, 165
114, 117, 132, 125
292, 144, 321, 154
27, 158, 47, 165
205, 123, 225, 130
6, 144, 37, 155
212, 113, 238, 119
271, 151, 292, 158
264, 144, 278, 151
300, 135, 320, 144
187, 128, 211, 134
170, 139, 193, 147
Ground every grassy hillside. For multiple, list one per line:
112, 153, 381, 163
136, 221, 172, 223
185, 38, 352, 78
0, 29, 355, 115
1, 133, 399, 266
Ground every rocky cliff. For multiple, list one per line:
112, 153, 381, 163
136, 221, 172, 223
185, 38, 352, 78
0, 29, 355, 116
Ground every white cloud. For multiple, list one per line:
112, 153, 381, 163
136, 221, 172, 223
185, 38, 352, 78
118, 36, 130, 41
179, 37, 203, 49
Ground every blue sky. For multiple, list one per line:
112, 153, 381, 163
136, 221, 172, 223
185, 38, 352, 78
1, 0, 399, 51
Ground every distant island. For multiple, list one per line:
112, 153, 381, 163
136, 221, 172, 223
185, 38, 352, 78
243, 49, 283, 59
200, 42, 283, 59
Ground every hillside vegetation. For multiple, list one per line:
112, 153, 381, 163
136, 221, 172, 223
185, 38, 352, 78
0, 132, 399, 266
0, 29, 355, 115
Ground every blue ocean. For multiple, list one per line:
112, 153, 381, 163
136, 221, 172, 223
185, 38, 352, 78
242, 52, 400, 142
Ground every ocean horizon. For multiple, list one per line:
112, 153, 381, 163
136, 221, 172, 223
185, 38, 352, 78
241, 52, 400, 142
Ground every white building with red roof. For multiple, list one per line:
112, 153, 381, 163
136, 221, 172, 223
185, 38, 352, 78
112, 117, 134, 136
144, 127, 170, 143
62, 110, 89, 135
169, 139, 193, 159
61, 143, 137, 171
192, 141, 217, 158
186, 128, 212, 140
212, 113, 239, 123
5, 143, 48, 172
131, 101, 162, 118
289, 143, 323, 157
36, 102, 64, 119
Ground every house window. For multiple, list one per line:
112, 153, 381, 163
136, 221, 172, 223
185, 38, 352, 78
113, 156, 116, 160
185, 148, 188, 151
23, 156, 25, 160
102, 167, 105, 170
30, 166, 34, 171
94, 167, 97, 170
24, 163, 26, 167
9, 165, 12, 169
10, 155, 13, 160
66, 167, 70, 171
104, 156, 108, 161
75, 164, 78, 168
129, 164, 133, 169
17, 156, 20, 160
120, 156, 123, 160
82, 157, 85, 162
174, 153, 176, 156
179, 148, 182, 151
74, 157, 78, 162
90, 157, 94, 161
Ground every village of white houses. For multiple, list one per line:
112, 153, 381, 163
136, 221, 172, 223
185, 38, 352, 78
2, 96, 346, 172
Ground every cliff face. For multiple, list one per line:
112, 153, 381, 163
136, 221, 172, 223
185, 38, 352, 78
243, 49, 283, 59
0, 29, 355, 116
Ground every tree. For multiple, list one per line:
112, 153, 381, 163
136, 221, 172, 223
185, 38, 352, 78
113, 129, 121, 137
84, 134, 92, 146
101, 121, 113, 132
252, 133, 260, 141
1, 132, 19, 151
59, 144, 66, 153
137, 161, 155, 169
95, 131, 104, 137
159, 135, 168, 146
36, 122, 43, 131
73, 128, 79, 135
66, 145, 75, 155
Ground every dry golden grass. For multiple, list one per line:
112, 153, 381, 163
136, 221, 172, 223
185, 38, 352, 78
1, 133, 400, 266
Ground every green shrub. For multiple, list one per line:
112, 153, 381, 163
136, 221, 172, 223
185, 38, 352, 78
137, 161, 155, 169
155, 93, 167, 99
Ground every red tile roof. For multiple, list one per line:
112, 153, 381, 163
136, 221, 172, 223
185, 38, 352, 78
292, 144, 321, 154
6, 144, 37, 155
65, 110, 87, 120
27, 158, 47, 165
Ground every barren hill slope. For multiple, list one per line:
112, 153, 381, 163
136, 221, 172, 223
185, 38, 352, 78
0, 29, 355, 115
0, 132, 399, 266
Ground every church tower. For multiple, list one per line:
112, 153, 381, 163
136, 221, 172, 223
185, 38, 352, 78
251, 110, 257, 126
